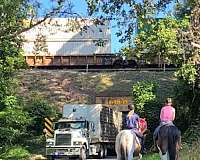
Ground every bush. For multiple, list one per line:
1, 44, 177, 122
132, 81, 158, 111
132, 81, 160, 148
174, 64, 200, 142
24, 92, 61, 136
0, 146, 30, 160
0, 96, 31, 146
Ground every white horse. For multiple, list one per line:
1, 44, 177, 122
115, 130, 142, 160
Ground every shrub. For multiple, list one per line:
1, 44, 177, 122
24, 93, 60, 136
132, 81, 158, 111
0, 146, 30, 160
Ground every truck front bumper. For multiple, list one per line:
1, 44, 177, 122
46, 147, 81, 157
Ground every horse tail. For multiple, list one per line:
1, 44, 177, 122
116, 131, 127, 160
120, 142, 127, 160
168, 126, 178, 160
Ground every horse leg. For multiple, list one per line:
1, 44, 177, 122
126, 131, 134, 160
115, 132, 122, 160
157, 146, 169, 160
127, 146, 133, 160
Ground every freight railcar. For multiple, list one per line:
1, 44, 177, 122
22, 18, 137, 68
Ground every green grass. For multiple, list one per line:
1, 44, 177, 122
139, 141, 200, 160
179, 142, 200, 160
141, 153, 160, 160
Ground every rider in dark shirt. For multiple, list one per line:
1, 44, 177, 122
125, 104, 146, 154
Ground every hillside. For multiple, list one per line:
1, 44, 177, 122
16, 69, 200, 158
17, 69, 177, 110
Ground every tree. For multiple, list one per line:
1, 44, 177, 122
173, 1, 200, 142
0, 0, 79, 39
0, 96, 31, 146
32, 34, 48, 65
86, 0, 175, 43
33, 34, 48, 55
0, 0, 79, 152
134, 17, 189, 65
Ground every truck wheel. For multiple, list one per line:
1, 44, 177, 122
47, 156, 54, 160
98, 145, 104, 159
80, 146, 87, 160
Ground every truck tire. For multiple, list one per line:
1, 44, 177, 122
80, 146, 87, 160
47, 156, 54, 160
98, 145, 104, 159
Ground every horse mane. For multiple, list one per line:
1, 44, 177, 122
158, 125, 181, 160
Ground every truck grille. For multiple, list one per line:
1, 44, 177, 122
55, 134, 71, 146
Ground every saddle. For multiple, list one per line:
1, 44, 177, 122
154, 121, 174, 141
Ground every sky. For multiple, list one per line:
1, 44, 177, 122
72, 0, 122, 53
72, 0, 175, 53
43, 0, 174, 53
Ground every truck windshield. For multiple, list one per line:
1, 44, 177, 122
55, 121, 86, 130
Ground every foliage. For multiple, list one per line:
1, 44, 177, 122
0, 0, 71, 153
0, 5, 30, 146
33, 34, 48, 56
174, 64, 200, 143
175, 0, 197, 19
132, 81, 158, 111
0, 146, 30, 160
142, 100, 162, 149
0, 0, 77, 39
120, 47, 136, 59
86, 0, 175, 43
132, 81, 162, 148
0, 96, 31, 146
86, 0, 193, 64
175, 63, 197, 84
24, 92, 60, 136
173, 81, 192, 131
133, 17, 190, 64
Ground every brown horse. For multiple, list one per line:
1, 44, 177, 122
115, 118, 148, 160
155, 125, 181, 160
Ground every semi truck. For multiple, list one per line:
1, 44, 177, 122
46, 104, 123, 160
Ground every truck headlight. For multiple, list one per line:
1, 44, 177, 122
46, 139, 54, 146
73, 141, 82, 145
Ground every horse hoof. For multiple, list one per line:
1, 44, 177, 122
139, 153, 142, 159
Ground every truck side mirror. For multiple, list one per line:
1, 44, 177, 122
85, 121, 89, 129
